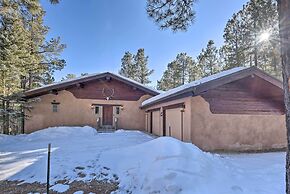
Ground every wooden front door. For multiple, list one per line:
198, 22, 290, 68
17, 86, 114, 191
103, 105, 113, 125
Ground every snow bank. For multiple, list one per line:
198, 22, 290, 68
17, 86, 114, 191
100, 137, 235, 194
24, 126, 98, 141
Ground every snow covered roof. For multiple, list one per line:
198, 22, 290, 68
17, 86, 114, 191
141, 66, 282, 108
24, 72, 159, 98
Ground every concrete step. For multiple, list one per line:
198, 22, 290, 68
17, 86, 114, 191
98, 125, 115, 133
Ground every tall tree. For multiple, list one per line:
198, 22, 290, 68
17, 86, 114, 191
197, 40, 221, 77
119, 51, 137, 81
277, 1, 290, 193
157, 53, 196, 90
146, 0, 196, 32
119, 49, 153, 84
221, 12, 249, 70
0, 0, 65, 134
221, 0, 281, 78
135, 48, 154, 84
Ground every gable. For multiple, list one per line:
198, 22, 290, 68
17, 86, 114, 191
66, 78, 148, 101
201, 75, 285, 115
24, 72, 159, 99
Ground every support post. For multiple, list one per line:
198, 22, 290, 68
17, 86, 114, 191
47, 143, 51, 194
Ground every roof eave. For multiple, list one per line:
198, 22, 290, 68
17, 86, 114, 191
141, 67, 283, 109
24, 72, 159, 99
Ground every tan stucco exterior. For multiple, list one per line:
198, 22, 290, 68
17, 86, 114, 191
25, 87, 287, 152
190, 96, 287, 151
25, 90, 151, 133
144, 95, 286, 151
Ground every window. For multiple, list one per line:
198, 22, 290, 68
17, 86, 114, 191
116, 106, 120, 115
95, 106, 100, 114
52, 104, 58, 112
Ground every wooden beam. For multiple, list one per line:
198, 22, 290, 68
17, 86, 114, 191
49, 89, 58, 95
76, 83, 84, 88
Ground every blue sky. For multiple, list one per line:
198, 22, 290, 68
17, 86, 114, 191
41, 0, 249, 87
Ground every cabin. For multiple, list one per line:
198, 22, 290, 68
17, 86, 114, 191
23, 67, 287, 151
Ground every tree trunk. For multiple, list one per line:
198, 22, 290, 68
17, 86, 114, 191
277, 1, 290, 193
2, 100, 9, 134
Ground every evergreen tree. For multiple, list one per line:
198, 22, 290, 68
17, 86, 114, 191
61, 74, 77, 81
135, 48, 154, 84
119, 52, 137, 81
0, 0, 66, 94
146, 0, 196, 32
244, 0, 280, 77
221, 11, 249, 70
157, 53, 196, 91
197, 40, 221, 77
0, 0, 65, 134
221, 0, 281, 78
119, 49, 153, 84
187, 60, 202, 82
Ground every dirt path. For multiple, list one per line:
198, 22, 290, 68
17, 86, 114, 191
0, 179, 118, 194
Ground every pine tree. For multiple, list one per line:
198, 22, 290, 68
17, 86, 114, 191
146, 0, 196, 32
0, 0, 65, 134
244, 0, 280, 77
61, 74, 77, 81
221, 12, 249, 70
157, 53, 196, 91
187, 60, 202, 82
119, 49, 153, 84
0, 0, 31, 96
221, 0, 281, 78
119, 52, 137, 81
135, 48, 154, 84
197, 40, 221, 77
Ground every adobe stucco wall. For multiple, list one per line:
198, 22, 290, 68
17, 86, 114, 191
191, 96, 287, 151
25, 90, 151, 133
144, 97, 192, 142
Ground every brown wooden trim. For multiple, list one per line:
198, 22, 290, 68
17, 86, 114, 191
146, 107, 161, 112
24, 72, 159, 98
150, 112, 153, 133
163, 103, 185, 110
91, 103, 122, 107
181, 110, 184, 141
162, 109, 166, 136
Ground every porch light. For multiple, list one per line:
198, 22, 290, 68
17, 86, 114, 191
181, 105, 185, 112
120, 105, 124, 110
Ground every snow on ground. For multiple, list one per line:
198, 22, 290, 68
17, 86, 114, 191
0, 126, 286, 194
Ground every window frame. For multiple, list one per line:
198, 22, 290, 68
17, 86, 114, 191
95, 106, 100, 114
115, 106, 120, 115
51, 102, 60, 113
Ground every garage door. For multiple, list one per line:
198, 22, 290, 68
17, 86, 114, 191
151, 110, 161, 136
165, 107, 183, 140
